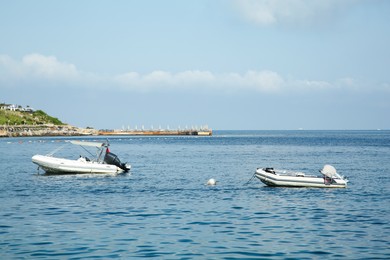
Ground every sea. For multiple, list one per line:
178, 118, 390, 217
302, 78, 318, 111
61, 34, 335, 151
0, 130, 389, 259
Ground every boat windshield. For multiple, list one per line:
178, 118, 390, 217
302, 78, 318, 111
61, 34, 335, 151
70, 141, 105, 148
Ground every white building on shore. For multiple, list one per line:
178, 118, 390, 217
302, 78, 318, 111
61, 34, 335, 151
0, 103, 35, 112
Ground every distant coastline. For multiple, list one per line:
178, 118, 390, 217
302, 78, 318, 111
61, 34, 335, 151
1, 103, 212, 137
0, 125, 212, 137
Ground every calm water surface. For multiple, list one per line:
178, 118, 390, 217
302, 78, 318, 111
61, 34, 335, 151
1, 130, 389, 259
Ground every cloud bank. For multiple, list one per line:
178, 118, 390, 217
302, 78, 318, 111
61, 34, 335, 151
114, 69, 284, 92
233, 0, 358, 26
1, 53, 384, 94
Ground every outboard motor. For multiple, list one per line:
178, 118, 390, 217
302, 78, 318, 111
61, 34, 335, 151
104, 151, 130, 172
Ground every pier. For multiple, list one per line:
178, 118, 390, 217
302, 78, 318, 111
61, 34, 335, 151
98, 128, 212, 136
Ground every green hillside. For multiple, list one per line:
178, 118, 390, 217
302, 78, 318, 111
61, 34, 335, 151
0, 109, 64, 125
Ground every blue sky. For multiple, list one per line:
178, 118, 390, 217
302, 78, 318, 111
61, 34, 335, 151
1, 0, 389, 130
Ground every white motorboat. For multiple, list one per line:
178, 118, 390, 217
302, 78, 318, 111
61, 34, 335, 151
255, 165, 347, 188
32, 140, 130, 174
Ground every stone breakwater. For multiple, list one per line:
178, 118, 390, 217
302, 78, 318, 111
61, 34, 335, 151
0, 125, 97, 137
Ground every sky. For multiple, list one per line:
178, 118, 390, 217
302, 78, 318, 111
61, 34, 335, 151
1, 0, 390, 130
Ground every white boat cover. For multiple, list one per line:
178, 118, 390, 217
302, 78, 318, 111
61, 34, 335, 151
321, 164, 338, 178
70, 140, 105, 148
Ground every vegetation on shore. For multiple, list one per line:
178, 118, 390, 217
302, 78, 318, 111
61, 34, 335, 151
0, 109, 64, 125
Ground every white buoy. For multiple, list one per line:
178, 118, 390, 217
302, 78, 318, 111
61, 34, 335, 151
206, 178, 217, 186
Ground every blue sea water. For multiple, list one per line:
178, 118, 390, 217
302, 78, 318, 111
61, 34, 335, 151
0, 130, 389, 259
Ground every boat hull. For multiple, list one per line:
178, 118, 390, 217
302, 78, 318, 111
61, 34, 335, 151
255, 168, 347, 188
32, 155, 125, 174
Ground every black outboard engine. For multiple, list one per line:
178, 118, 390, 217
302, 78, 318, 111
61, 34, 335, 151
104, 151, 130, 172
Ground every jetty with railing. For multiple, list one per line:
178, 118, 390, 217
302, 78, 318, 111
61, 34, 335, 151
98, 126, 212, 136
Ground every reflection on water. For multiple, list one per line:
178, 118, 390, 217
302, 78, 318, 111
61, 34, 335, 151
1, 131, 389, 259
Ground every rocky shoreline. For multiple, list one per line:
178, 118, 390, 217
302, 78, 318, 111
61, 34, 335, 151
0, 124, 97, 137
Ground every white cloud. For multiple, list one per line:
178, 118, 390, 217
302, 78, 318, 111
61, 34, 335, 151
234, 0, 357, 26
22, 54, 79, 80
240, 70, 284, 91
292, 79, 334, 90
175, 70, 215, 85
0, 53, 80, 84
